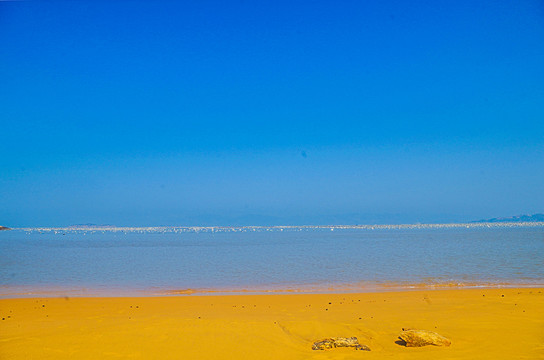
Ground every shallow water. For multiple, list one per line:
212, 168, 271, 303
1, 226, 543, 295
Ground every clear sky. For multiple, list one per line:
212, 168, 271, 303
1, 0, 543, 227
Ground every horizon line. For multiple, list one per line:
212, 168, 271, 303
9, 221, 544, 232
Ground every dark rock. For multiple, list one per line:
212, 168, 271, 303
312, 337, 370, 351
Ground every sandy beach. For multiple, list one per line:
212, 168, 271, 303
1, 287, 543, 359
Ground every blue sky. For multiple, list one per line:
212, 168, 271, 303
1, 0, 543, 226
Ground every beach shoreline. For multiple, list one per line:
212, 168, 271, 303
1, 287, 543, 359
3, 280, 544, 299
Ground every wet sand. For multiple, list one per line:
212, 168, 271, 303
1, 288, 543, 359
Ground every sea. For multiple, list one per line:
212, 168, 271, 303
1, 224, 543, 297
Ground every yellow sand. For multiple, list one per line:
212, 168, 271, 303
1, 288, 543, 359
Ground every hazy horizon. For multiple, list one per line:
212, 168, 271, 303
4, 213, 544, 229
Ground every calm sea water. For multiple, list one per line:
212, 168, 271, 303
1, 227, 543, 295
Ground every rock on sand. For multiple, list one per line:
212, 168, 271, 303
312, 337, 370, 351
399, 329, 451, 347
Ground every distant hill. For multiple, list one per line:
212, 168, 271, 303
0, 226, 11, 230
474, 214, 544, 223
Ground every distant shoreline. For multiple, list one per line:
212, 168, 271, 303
9, 221, 544, 233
